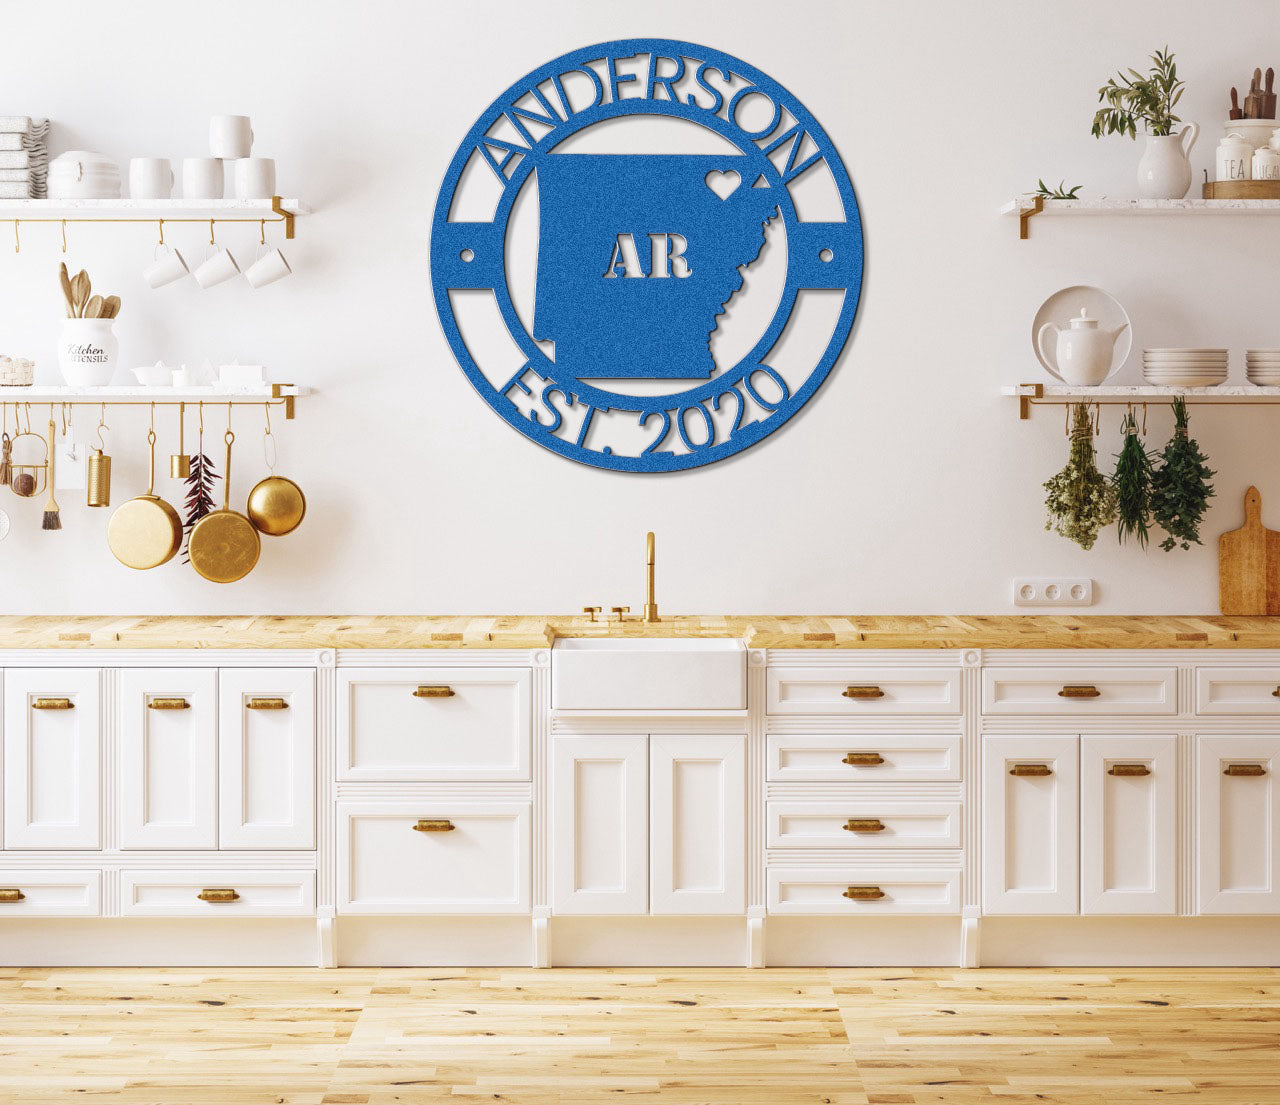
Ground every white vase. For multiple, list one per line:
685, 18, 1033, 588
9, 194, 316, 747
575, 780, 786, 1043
57, 318, 118, 387
1137, 124, 1199, 199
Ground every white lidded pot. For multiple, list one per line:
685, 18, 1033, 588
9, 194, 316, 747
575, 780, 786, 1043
57, 318, 118, 386
1037, 308, 1129, 386
48, 151, 121, 199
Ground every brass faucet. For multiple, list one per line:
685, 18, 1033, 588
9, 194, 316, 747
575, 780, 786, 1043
643, 531, 660, 623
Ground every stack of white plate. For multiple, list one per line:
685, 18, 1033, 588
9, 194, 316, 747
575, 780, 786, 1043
1143, 348, 1228, 387
1246, 349, 1280, 386
48, 151, 120, 199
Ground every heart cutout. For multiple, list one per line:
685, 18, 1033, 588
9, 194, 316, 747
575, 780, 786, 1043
705, 169, 741, 201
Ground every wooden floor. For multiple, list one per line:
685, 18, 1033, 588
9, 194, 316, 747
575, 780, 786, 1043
0, 968, 1277, 1104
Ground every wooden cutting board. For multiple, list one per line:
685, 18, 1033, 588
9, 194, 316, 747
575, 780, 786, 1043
1219, 487, 1280, 614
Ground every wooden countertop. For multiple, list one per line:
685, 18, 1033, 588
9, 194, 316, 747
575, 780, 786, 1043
0, 614, 1278, 650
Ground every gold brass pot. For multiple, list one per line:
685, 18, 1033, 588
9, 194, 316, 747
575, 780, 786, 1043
188, 429, 260, 584
247, 474, 306, 536
107, 429, 181, 570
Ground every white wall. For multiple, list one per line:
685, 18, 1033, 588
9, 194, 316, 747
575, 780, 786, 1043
0, 0, 1274, 615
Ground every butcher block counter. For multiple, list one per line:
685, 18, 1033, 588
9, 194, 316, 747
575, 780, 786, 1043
1, 613, 1279, 649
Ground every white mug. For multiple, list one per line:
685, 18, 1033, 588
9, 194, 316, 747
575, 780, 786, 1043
183, 157, 224, 199
209, 115, 253, 159
244, 244, 291, 288
144, 244, 189, 289
233, 157, 276, 199
129, 157, 173, 199
193, 245, 240, 289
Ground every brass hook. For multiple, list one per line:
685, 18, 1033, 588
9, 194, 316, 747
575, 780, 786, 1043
198, 400, 204, 435
158, 219, 165, 247
262, 402, 276, 471
12, 220, 18, 254
22, 402, 30, 434
226, 400, 233, 434
95, 402, 108, 451
259, 219, 266, 246
1142, 402, 1148, 436
60, 219, 67, 253
1064, 402, 1069, 437
209, 219, 216, 246
149, 401, 155, 433
1093, 402, 1101, 436
61, 402, 70, 437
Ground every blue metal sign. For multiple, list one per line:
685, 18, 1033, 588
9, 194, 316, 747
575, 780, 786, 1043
431, 39, 863, 472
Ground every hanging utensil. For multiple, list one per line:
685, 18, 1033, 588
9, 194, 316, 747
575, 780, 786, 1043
0, 404, 11, 486
246, 403, 305, 536
41, 411, 60, 530
170, 402, 191, 479
188, 418, 260, 583
87, 405, 111, 508
8, 407, 46, 499
107, 407, 182, 569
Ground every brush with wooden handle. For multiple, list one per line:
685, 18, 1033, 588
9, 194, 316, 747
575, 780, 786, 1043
41, 417, 60, 530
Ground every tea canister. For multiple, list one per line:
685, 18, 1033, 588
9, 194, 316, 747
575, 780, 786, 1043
1217, 132, 1254, 182
1253, 146, 1280, 181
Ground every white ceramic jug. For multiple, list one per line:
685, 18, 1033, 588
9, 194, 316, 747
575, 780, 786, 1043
1138, 123, 1199, 199
1036, 309, 1129, 386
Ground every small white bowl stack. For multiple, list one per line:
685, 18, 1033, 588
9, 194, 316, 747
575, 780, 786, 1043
1246, 349, 1280, 386
1143, 348, 1228, 387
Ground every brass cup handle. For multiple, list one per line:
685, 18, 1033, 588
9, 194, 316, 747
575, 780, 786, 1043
0, 888, 25, 903
842, 685, 885, 699
1010, 763, 1053, 777
197, 888, 240, 903
413, 686, 455, 699
1108, 763, 1151, 777
147, 697, 190, 710
247, 698, 289, 710
1058, 685, 1101, 699
413, 819, 455, 832
843, 818, 886, 833
843, 752, 885, 766
842, 886, 885, 901
1225, 763, 1267, 777
32, 697, 73, 710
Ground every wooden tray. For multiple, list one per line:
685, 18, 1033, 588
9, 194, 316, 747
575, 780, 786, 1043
1203, 180, 1280, 199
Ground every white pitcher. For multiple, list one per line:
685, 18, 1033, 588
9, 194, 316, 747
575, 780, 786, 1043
1137, 124, 1199, 199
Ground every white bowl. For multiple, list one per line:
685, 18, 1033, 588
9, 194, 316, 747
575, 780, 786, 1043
132, 364, 172, 387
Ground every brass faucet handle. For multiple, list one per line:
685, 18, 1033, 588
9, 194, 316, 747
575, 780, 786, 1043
610, 606, 631, 623
582, 606, 602, 623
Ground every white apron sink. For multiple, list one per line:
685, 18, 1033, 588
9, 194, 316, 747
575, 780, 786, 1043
552, 637, 746, 712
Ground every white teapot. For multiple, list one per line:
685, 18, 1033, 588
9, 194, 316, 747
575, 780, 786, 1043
1037, 308, 1129, 386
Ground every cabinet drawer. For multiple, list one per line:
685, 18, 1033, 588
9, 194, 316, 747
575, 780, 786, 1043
338, 669, 530, 781
1196, 668, 1280, 715
767, 866, 960, 914
768, 667, 961, 716
767, 734, 961, 782
0, 871, 101, 917
982, 667, 1176, 716
767, 802, 961, 849
338, 802, 530, 915
119, 870, 316, 917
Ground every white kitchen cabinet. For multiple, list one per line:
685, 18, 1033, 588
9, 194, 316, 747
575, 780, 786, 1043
0, 870, 101, 917
551, 735, 649, 914
650, 736, 745, 915
219, 669, 315, 849
1197, 736, 1280, 914
1080, 736, 1177, 915
120, 870, 316, 917
338, 802, 530, 915
3, 669, 101, 850
767, 667, 961, 715
767, 866, 961, 915
982, 667, 1177, 716
338, 668, 530, 781
982, 736, 1079, 914
767, 801, 961, 850
118, 669, 218, 850
766, 734, 962, 782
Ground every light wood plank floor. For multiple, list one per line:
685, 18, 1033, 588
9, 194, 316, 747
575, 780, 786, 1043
0, 967, 1277, 1104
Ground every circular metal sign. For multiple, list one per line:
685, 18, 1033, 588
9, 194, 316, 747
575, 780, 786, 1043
431, 38, 863, 472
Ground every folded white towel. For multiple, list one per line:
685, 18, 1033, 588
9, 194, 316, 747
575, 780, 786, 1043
0, 151, 29, 168
0, 181, 33, 198
0, 115, 30, 133
0, 134, 24, 151
0, 168, 30, 182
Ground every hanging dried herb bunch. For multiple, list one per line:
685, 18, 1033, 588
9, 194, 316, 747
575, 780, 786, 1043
181, 450, 219, 563
1112, 409, 1155, 547
1151, 396, 1214, 551
1045, 402, 1118, 550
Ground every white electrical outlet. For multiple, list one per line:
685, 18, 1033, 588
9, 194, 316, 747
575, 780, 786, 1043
1012, 577, 1094, 607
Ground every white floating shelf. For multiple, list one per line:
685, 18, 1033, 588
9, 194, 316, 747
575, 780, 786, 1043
1004, 383, 1280, 419
0, 384, 312, 419
1001, 195, 1280, 238
0, 197, 310, 240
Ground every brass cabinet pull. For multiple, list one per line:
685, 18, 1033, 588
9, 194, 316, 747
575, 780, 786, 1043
842, 885, 885, 901
1272, 687, 1280, 698
842, 685, 885, 699
31, 697, 73, 710
147, 697, 190, 710
413, 686, 455, 699
1010, 763, 1053, 777
842, 751, 885, 766
1058, 684, 1102, 699
1225, 763, 1267, 777
197, 888, 240, 903
246, 698, 288, 710
1107, 763, 1151, 777
413, 819, 456, 832
843, 818, 886, 833
0, 888, 25, 903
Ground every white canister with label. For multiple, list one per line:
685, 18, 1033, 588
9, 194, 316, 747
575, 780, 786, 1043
1254, 146, 1280, 180
1217, 132, 1254, 181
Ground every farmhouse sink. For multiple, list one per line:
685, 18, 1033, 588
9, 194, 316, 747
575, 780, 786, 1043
552, 637, 746, 711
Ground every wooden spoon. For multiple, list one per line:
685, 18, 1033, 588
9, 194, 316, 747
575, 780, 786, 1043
70, 270, 90, 318
101, 295, 120, 320
58, 262, 74, 318
83, 294, 103, 320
